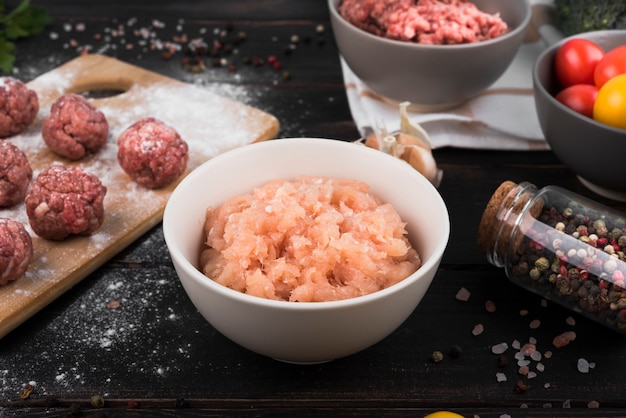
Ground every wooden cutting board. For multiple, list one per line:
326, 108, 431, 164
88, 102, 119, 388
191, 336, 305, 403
0, 54, 279, 339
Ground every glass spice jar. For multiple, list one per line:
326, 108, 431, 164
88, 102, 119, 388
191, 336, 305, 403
478, 181, 626, 334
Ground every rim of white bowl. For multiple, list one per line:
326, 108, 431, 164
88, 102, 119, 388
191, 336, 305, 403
163, 138, 450, 312
328, 0, 531, 51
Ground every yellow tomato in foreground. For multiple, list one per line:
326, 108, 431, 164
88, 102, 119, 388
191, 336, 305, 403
593, 73, 626, 130
424, 412, 465, 418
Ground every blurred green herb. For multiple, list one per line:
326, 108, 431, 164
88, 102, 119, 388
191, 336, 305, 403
0, 0, 52, 73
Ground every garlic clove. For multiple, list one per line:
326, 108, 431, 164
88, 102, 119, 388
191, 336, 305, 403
401, 145, 439, 185
399, 101, 433, 150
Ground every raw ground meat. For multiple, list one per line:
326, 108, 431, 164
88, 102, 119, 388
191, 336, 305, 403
25, 165, 107, 240
0, 77, 39, 138
0, 141, 32, 207
117, 117, 189, 189
0, 218, 33, 285
200, 176, 422, 302
42, 93, 109, 160
338, 0, 509, 44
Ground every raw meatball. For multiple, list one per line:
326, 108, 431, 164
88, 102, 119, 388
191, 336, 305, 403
0, 142, 32, 207
42, 93, 109, 160
25, 165, 107, 240
0, 77, 39, 138
117, 117, 189, 188
0, 218, 33, 285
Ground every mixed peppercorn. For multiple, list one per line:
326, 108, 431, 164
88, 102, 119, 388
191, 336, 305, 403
503, 187, 626, 333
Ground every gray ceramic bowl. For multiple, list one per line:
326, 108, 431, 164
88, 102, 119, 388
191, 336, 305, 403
533, 30, 626, 201
329, 0, 531, 110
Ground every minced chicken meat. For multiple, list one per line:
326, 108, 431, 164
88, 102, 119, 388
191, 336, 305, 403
339, 0, 509, 44
200, 176, 421, 302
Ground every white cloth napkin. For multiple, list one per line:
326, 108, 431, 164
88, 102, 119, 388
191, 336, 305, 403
342, 0, 559, 150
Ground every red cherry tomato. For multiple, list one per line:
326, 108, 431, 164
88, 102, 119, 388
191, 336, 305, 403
555, 38, 604, 88
555, 84, 599, 118
594, 45, 626, 88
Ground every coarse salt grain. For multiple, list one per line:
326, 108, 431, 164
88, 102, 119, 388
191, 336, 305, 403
491, 342, 508, 355
553, 331, 576, 348
577, 358, 591, 373
471, 323, 484, 336
455, 287, 471, 301
529, 319, 541, 329
587, 400, 600, 408
496, 372, 507, 382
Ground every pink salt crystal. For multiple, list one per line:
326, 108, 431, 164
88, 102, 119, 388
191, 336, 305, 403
472, 323, 484, 336
519, 309, 529, 316
518, 366, 529, 376
491, 342, 508, 354
566, 316, 576, 326
521, 343, 536, 356
485, 299, 496, 312
455, 287, 471, 301
587, 400, 600, 409
544, 351, 553, 359
552, 331, 576, 348
529, 319, 541, 329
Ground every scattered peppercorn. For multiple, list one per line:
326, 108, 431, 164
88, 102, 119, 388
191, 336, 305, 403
90, 394, 105, 408
516, 380, 529, 393
19, 383, 34, 399
431, 350, 444, 363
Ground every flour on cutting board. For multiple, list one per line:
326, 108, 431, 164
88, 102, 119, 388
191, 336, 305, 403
0, 54, 279, 342
2, 61, 273, 286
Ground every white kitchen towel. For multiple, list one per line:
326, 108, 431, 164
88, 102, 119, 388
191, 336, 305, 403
342, 0, 560, 150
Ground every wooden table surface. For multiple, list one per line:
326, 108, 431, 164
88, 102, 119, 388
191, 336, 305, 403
2, 1, 626, 417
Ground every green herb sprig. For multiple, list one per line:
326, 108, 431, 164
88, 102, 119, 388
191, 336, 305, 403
0, 0, 51, 74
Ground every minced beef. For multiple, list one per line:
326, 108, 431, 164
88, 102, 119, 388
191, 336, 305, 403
42, 93, 109, 160
117, 117, 189, 189
0, 77, 39, 138
0, 218, 33, 285
0, 141, 32, 207
338, 0, 509, 44
25, 165, 107, 240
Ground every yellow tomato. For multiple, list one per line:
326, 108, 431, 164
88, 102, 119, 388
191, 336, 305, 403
593, 73, 626, 130
423, 412, 465, 418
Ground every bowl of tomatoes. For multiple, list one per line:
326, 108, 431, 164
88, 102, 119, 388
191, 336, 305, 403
533, 30, 626, 201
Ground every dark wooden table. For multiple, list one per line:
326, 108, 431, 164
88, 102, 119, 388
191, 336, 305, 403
2, 1, 626, 417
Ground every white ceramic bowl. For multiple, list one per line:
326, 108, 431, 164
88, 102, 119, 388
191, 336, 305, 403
163, 138, 449, 364
329, 0, 531, 110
